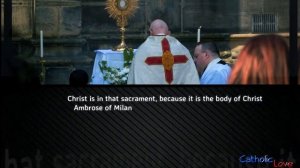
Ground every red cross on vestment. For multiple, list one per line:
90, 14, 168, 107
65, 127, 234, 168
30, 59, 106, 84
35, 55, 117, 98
144, 38, 188, 84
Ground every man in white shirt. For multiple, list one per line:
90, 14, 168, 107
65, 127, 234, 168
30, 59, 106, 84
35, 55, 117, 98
127, 19, 199, 84
194, 42, 231, 84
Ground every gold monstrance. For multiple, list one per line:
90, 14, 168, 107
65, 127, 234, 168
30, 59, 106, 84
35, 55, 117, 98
105, 0, 139, 51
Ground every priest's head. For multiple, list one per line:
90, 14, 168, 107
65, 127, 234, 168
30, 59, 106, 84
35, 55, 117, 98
149, 19, 171, 36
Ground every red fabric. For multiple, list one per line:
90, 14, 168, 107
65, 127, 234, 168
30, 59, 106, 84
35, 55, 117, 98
145, 57, 162, 64
174, 56, 188, 63
161, 38, 170, 52
165, 69, 173, 84
144, 38, 188, 84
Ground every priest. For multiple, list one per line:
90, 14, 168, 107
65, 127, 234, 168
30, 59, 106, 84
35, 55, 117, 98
127, 19, 199, 84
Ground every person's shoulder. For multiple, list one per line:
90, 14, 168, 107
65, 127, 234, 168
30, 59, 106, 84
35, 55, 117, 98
139, 36, 163, 46
213, 63, 231, 71
134, 37, 158, 56
167, 36, 189, 49
206, 59, 230, 72
217, 61, 231, 70
135, 38, 151, 51
139, 37, 151, 46
209, 64, 231, 76
166, 35, 181, 44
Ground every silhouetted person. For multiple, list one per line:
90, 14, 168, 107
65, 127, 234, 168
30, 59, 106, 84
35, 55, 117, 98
1, 56, 40, 85
69, 69, 89, 86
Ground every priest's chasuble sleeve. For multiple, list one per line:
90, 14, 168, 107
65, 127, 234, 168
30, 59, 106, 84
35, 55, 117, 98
127, 35, 200, 84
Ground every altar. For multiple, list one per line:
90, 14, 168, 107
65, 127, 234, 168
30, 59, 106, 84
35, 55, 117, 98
90, 49, 136, 84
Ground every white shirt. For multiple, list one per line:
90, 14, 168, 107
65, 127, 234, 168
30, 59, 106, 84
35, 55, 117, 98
200, 58, 231, 84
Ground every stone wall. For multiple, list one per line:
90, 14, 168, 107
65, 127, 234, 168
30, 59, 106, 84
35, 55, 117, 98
2, 0, 293, 38
1, 0, 297, 84
36, 0, 81, 37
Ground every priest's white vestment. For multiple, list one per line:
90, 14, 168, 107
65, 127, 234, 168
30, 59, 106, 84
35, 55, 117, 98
127, 35, 199, 84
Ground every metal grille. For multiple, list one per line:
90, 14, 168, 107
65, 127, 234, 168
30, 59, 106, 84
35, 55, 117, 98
252, 14, 278, 33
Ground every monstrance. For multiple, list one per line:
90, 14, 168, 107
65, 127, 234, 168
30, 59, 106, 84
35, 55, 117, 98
105, 0, 139, 51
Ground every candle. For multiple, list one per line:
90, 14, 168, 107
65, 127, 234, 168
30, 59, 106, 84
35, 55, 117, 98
40, 30, 43, 58
197, 26, 201, 43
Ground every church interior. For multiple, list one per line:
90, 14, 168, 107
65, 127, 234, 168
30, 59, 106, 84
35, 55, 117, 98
1, 0, 299, 84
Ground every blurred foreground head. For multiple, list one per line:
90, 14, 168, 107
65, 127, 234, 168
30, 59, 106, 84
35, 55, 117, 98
69, 69, 89, 86
229, 34, 289, 84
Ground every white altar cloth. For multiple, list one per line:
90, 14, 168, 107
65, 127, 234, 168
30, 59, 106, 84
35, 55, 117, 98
90, 49, 136, 84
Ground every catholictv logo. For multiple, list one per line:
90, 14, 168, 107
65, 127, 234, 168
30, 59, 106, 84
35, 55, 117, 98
239, 155, 294, 168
